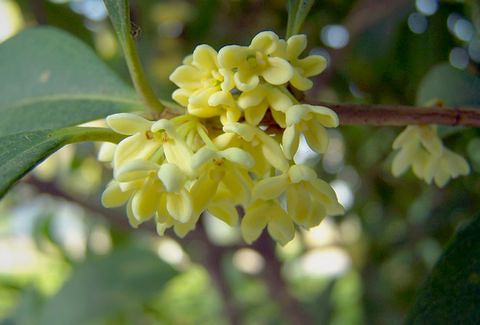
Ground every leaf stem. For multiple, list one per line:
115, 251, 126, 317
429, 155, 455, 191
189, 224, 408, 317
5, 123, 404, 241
104, 0, 165, 113
286, 0, 316, 38
61, 127, 125, 144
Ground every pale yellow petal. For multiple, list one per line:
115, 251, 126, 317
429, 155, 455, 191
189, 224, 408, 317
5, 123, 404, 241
238, 86, 267, 109
297, 55, 327, 77
241, 200, 270, 244
252, 174, 288, 201
131, 182, 158, 221
169, 64, 202, 89
101, 181, 131, 208
267, 203, 295, 246
286, 34, 307, 58
166, 190, 193, 223
250, 31, 279, 53
234, 69, 259, 91
288, 164, 317, 183
244, 101, 269, 125
113, 133, 160, 168
282, 125, 300, 160
262, 57, 293, 85
304, 120, 328, 154
97, 142, 116, 162
192, 44, 218, 71
158, 163, 186, 192
220, 147, 255, 168
289, 70, 313, 91
114, 159, 158, 182
287, 185, 312, 227
259, 132, 289, 172
208, 203, 239, 226
106, 113, 153, 135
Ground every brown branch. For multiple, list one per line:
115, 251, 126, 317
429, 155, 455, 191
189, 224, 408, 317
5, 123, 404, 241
308, 101, 480, 127
260, 100, 480, 127
252, 232, 314, 325
187, 224, 242, 325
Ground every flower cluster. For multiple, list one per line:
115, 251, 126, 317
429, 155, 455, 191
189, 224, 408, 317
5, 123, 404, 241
99, 31, 343, 245
391, 125, 470, 187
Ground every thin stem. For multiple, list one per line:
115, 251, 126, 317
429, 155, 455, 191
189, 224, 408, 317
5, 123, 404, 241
104, 0, 164, 113
62, 127, 125, 144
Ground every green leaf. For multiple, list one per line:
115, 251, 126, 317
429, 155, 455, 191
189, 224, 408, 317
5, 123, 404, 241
408, 214, 480, 324
0, 27, 140, 137
286, 0, 316, 38
0, 127, 123, 199
37, 245, 178, 325
416, 63, 480, 106
104, 0, 165, 112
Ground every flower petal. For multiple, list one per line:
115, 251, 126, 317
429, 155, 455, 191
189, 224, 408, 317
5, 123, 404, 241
252, 174, 288, 200
282, 125, 300, 160
167, 190, 193, 223
304, 120, 328, 154
267, 203, 295, 246
287, 34, 307, 58
262, 57, 293, 85
158, 163, 186, 192
107, 113, 153, 135
241, 200, 270, 244
101, 181, 131, 208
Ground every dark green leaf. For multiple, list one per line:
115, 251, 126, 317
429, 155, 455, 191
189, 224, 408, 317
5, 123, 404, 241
408, 214, 480, 324
416, 63, 480, 106
0, 127, 122, 199
0, 27, 140, 137
37, 245, 178, 325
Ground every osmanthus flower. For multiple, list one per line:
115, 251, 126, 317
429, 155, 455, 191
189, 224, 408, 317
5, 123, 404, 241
282, 104, 339, 159
99, 30, 345, 245
218, 31, 293, 91
237, 83, 292, 126
169, 45, 240, 124
273, 34, 327, 91
241, 165, 344, 245
391, 125, 469, 186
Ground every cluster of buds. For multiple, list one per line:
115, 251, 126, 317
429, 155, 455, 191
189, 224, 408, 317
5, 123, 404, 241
99, 31, 344, 245
391, 125, 469, 187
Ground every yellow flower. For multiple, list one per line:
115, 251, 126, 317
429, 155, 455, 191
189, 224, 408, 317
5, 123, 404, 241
106, 113, 160, 169
274, 34, 327, 91
424, 148, 470, 187
170, 45, 240, 124
241, 199, 294, 245
241, 164, 343, 245
282, 104, 339, 159
218, 31, 293, 91
237, 83, 292, 125
191, 146, 254, 209
222, 122, 289, 174
391, 125, 469, 186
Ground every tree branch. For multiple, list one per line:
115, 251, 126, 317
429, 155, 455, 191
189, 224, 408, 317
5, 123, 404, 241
310, 101, 480, 127
252, 232, 314, 324
263, 100, 480, 127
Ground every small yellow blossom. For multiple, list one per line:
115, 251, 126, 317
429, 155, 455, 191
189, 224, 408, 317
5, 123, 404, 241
241, 164, 343, 245
170, 45, 240, 124
218, 31, 293, 91
274, 34, 327, 90
392, 125, 469, 186
282, 104, 339, 159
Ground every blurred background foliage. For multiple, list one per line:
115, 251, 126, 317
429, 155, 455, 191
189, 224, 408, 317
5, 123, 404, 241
0, 0, 479, 324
